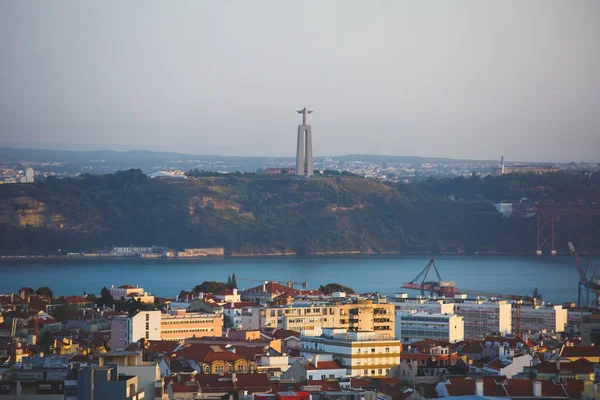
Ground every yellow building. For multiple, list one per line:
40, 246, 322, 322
173, 343, 257, 374
161, 310, 223, 341
260, 300, 394, 337
300, 328, 401, 378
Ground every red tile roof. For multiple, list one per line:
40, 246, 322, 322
245, 282, 297, 295
171, 381, 200, 393
504, 379, 534, 397
63, 296, 93, 304
118, 285, 137, 289
305, 380, 341, 391
563, 379, 584, 399
195, 374, 271, 392
445, 378, 475, 396
147, 340, 181, 355
560, 345, 600, 358
305, 360, 343, 370
541, 380, 569, 398
485, 358, 505, 371
224, 301, 256, 309
460, 342, 483, 354
483, 378, 508, 397
215, 288, 235, 296
536, 359, 593, 374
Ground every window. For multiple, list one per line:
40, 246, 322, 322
146, 314, 149, 321
371, 370, 375, 375
364, 369, 368, 375
371, 348, 376, 353
385, 347, 390, 353
378, 369, 382, 375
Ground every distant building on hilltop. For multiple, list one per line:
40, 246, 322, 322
19, 167, 34, 183
495, 165, 560, 176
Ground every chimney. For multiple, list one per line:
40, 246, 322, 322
501, 156, 505, 175
10, 293, 13, 303
533, 381, 542, 397
475, 380, 483, 396
263, 282, 267, 293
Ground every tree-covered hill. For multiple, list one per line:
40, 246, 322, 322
0, 170, 598, 256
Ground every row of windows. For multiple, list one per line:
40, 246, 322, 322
362, 368, 389, 376
162, 328, 213, 334
161, 319, 215, 325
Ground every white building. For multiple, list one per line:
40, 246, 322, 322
110, 284, 154, 303
214, 288, 241, 303
483, 353, 533, 378
395, 311, 464, 343
514, 304, 568, 333
454, 298, 512, 339
111, 310, 161, 351
304, 354, 347, 381
390, 294, 455, 315
239, 307, 261, 331
300, 327, 401, 378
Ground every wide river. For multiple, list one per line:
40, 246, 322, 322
0, 255, 580, 305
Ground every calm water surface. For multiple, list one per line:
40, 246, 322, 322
0, 255, 578, 304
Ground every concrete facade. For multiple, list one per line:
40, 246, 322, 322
454, 299, 512, 338
259, 300, 395, 337
111, 311, 161, 351
395, 311, 464, 343
300, 327, 401, 378
160, 309, 223, 341
514, 304, 568, 333
296, 108, 313, 177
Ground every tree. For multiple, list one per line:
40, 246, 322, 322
96, 286, 114, 308
193, 281, 227, 294
231, 273, 237, 289
35, 286, 53, 298
318, 283, 355, 295
227, 276, 232, 289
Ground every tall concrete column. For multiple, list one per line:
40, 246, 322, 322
304, 126, 313, 177
296, 126, 305, 176
296, 107, 313, 177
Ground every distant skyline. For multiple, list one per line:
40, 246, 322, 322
1, 1, 599, 163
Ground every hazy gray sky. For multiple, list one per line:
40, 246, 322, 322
1, 1, 599, 162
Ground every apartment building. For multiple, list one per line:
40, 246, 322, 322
110, 285, 154, 304
111, 311, 161, 351
454, 298, 512, 339
390, 294, 455, 315
300, 327, 401, 378
395, 311, 464, 343
260, 300, 395, 337
160, 309, 223, 341
514, 304, 567, 333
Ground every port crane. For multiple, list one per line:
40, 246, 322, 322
401, 259, 542, 334
401, 259, 457, 297
568, 242, 600, 308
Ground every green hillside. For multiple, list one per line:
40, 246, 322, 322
0, 170, 598, 256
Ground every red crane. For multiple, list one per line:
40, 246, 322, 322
568, 242, 600, 308
401, 259, 457, 297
